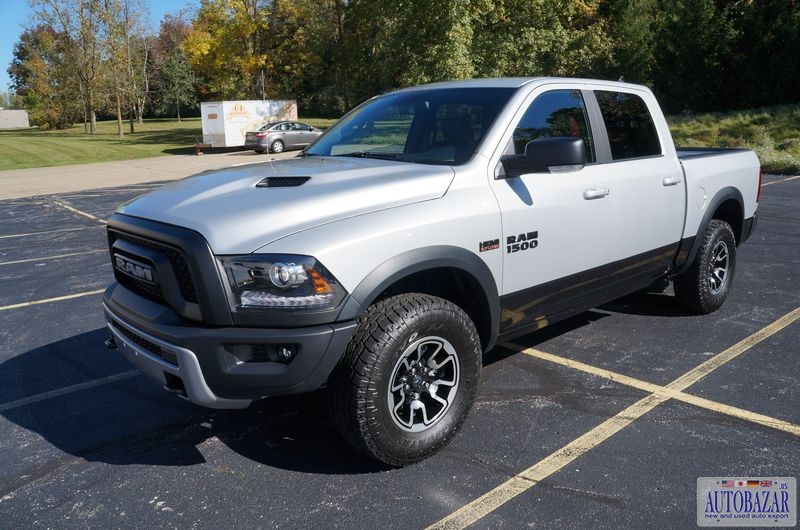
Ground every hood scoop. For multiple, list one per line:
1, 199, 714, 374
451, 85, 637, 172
256, 176, 311, 188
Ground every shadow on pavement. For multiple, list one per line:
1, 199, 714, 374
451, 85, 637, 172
1, 329, 385, 475
599, 290, 695, 318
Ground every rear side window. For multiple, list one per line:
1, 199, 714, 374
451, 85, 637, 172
594, 91, 661, 160
513, 89, 596, 163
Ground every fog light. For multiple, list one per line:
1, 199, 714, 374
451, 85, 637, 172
278, 345, 296, 363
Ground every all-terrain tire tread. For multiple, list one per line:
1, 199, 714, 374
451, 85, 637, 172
674, 219, 736, 314
328, 293, 480, 466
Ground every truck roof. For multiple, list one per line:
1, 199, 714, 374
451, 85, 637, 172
393, 77, 648, 92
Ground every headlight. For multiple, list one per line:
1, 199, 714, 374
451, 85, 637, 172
219, 255, 346, 312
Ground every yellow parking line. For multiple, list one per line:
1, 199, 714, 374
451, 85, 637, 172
50, 199, 107, 224
0, 249, 107, 266
0, 289, 106, 312
429, 394, 670, 530
514, 347, 800, 437
0, 226, 102, 239
762, 174, 800, 186
0, 370, 140, 412
427, 306, 800, 530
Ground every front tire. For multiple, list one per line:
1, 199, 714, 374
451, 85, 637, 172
270, 139, 285, 153
674, 219, 737, 314
329, 294, 481, 466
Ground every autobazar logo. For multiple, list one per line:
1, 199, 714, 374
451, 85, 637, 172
697, 477, 796, 527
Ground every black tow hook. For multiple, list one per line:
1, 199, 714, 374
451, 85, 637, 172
105, 335, 118, 350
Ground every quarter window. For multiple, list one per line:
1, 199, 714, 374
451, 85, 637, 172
512, 90, 596, 163
594, 91, 661, 160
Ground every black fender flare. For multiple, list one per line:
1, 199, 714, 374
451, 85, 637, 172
336, 246, 501, 351
674, 186, 744, 275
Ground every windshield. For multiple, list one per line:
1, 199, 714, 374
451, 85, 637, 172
306, 87, 515, 165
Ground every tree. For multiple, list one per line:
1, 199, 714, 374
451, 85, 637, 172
264, 0, 345, 110
103, 0, 150, 136
7, 24, 81, 129
31, 0, 107, 132
0, 92, 25, 109
339, 0, 611, 108
341, 0, 476, 105
604, 0, 659, 85
151, 13, 198, 120
182, 0, 271, 100
155, 49, 198, 121
471, 0, 611, 78
723, 0, 800, 108
651, 0, 736, 112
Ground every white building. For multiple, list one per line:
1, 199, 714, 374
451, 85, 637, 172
0, 110, 30, 129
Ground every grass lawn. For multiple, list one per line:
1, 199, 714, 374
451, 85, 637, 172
0, 118, 205, 170
0, 109, 797, 174
668, 104, 800, 174
0, 117, 338, 171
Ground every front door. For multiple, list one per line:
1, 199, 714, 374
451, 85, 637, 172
488, 87, 620, 333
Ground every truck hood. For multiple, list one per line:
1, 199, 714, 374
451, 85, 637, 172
117, 156, 455, 254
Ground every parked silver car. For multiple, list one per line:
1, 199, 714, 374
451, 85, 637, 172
244, 121, 323, 154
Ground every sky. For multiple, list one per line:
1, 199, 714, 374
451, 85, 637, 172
0, 0, 199, 94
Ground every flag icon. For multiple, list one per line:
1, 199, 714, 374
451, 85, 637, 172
736, 480, 745, 487
747, 480, 760, 487
721, 480, 735, 488
760, 480, 773, 487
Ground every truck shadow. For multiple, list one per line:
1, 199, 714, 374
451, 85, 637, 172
2, 289, 687, 476
0, 329, 385, 475
599, 289, 696, 318
484, 287, 693, 366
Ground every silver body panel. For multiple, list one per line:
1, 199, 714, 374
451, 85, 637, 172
118, 77, 759, 297
107, 77, 761, 408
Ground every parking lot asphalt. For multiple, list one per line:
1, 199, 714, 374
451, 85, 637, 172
0, 167, 798, 529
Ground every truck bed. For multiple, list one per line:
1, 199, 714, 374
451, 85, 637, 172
677, 146, 752, 160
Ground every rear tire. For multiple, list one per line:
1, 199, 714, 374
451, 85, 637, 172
674, 219, 737, 314
328, 294, 481, 467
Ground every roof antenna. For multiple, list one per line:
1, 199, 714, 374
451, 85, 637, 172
618, 75, 625, 82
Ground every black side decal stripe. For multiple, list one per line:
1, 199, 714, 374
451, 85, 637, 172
499, 243, 676, 335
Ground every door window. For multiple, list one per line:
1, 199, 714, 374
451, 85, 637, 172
512, 90, 596, 163
594, 91, 661, 160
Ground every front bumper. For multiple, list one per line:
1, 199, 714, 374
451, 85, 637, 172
103, 284, 357, 409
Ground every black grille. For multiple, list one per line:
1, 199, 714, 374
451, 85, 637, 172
117, 270, 165, 303
111, 319, 178, 366
109, 230, 198, 303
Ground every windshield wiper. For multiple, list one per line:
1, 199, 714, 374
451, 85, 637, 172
332, 151, 403, 160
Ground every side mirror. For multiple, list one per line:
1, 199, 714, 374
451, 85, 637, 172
499, 137, 586, 178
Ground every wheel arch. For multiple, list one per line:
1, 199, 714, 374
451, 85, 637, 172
675, 186, 744, 275
337, 246, 500, 352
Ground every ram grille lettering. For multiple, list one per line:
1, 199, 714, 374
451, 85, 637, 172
114, 255, 155, 283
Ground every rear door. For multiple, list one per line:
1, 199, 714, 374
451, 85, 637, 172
589, 88, 684, 273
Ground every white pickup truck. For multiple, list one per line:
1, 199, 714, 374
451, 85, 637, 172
103, 78, 760, 466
